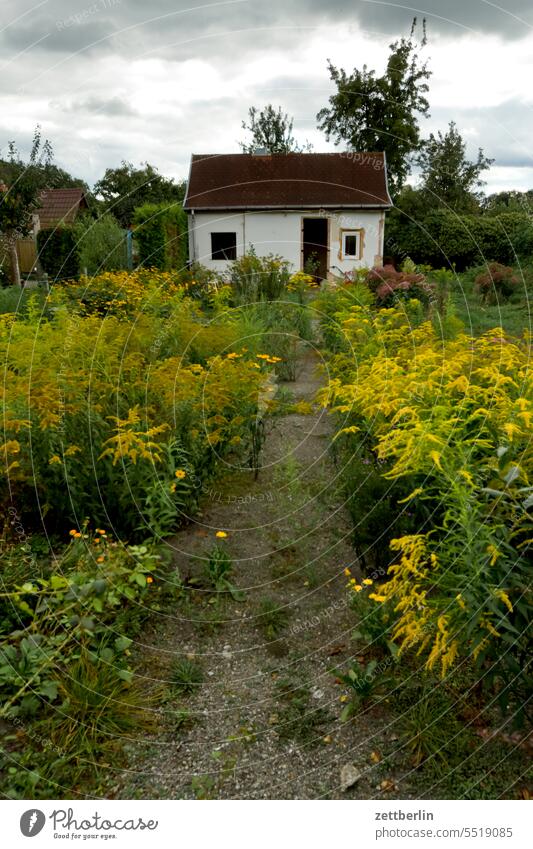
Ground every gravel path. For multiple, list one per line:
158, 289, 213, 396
115, 347, 398, 799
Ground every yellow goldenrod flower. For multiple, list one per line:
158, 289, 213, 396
216, 531, 228, 539
343, 568, 351, 577
353, 584, 363, 592
486, 544, 501, 567
369, 593, 387, 603
495, 589, 513, 613
362, 578, 373, 586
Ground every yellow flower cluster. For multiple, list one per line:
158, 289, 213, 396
322, 304, 532, 677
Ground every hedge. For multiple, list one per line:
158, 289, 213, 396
133, 202, 187, 270
36, 227, 80, 280
385, 209, 533, 270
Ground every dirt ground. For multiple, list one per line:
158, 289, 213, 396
112, 348, 415, 799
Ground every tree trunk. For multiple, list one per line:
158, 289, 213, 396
7, 236, 21, 287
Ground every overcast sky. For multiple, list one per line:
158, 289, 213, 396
2, 0, 533, 193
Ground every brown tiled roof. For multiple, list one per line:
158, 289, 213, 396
38, 188, 87, 228
184, 152, 391, 210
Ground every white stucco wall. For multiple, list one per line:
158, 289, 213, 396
188, 209, 386, 277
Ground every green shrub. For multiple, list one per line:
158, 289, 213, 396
133, 202, 187, 270
385, 209, 533, 269
37, 226, 80, 280
230, 249, 290, 303
73, 213, 128, 275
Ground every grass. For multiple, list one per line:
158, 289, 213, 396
169, 658, 204, 695
257, 597, 290, 639
450, 269, 532, 338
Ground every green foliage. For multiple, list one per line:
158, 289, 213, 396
94, 160, 186, 228
317, 20, 430, 194
334, 442, 428, 573
50, 652, 150, 765
133, 202, 187, 271
240, 104, 312, 153
257, 597, 290, 638
395, 683, 470, 767
37, 226, 80, 280
230, 249, 290, 303
169, 657, 203, 695
386, 206, 533, 269
275, 679, 331, 741
73, 213, 128, 275
0, 533, 163, 719
416, 121, 493, 213
1, 272, 270, 539
335, 657, 397, 719
204, 544, 244, 601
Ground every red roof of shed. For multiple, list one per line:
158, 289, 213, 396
184, 152, 391, 210
38, 188, 87, 228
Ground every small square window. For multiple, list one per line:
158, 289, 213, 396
342, 230, 361, 259
211, 232, 237, 260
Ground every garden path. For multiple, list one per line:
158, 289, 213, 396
116, 347, 397, 799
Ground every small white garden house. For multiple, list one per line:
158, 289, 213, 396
183, 152, 391, 279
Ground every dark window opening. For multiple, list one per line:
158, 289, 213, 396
211, 232, 237, 260
344, 234, 358, 257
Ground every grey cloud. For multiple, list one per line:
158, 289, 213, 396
54, 95, 137, 117
3, 0, 532, 66
3, 17, 116, 55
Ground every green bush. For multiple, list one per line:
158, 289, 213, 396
37, 227, 80, 280
133, 202, 187, 270
385, 209, 533, 269
73, 213, 128, 275
230, 249, 290, 303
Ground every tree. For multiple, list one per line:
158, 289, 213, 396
317, 19, 430, 195
94, 161, 186, 228
481, 190, 533, 216
240, 104, 312, 154
73, 214, 128, 275
416, 122, 494, 213
0, 127, 53, 286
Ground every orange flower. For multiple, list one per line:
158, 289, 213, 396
146, 576, 154, 584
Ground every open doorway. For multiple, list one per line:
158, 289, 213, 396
302, 217, 328, 281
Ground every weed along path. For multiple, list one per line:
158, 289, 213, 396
116, 348, 395, 800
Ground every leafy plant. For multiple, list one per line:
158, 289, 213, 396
37, 227, 80, 281
335, 658, 397, 720
275, 679, 331, 741
257, 597, 290, 639
204, 544, 244, 601
169, 658, 203, 695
